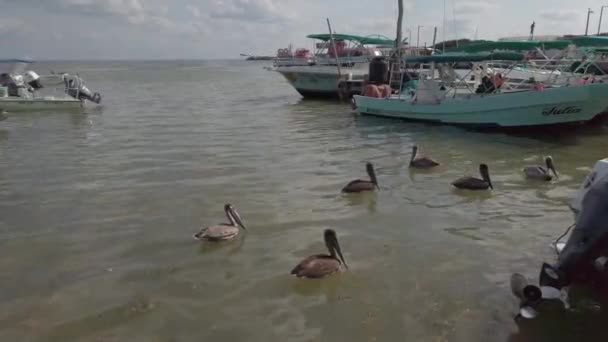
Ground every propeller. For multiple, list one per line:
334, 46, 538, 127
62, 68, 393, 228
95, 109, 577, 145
511, 272, 566, 320
510, 273, 542, 319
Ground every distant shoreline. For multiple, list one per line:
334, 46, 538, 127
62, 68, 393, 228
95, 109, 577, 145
0, 58, 245, 63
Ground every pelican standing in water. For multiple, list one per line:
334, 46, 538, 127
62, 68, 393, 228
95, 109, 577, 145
452, 164, 493, 190
193, 204, 246, 241
291, 229, 348, 278
341, 162, 378, 193
409, 145, 439, 169
523, 156, 558, 181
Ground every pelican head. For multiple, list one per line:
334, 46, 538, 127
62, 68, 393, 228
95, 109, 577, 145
224, 203, 246, 230
324, 229, 347, 269
545, 156, 558, 178
479, 164, 493, 189
366, 162, 379, 188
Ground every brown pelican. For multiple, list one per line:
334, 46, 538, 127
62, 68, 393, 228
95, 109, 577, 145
341, 162, 378, 193
523, 156, 558, 181
452, 164, 493, 190
291, 229, 347, 278
409, 145, 439, 169
193, 204, 246, 241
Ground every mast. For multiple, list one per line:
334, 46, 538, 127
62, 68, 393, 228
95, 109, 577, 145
326, 18, 342, 79
396, 0, 404, 51
585, 8, 594, 36
442, 0, 447, 53
396, 0, 405, 99
326, 18, 344, 100
453, 0, 459, 47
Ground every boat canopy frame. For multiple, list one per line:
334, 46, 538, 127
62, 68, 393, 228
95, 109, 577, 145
446, 40, 573, 53
305, 33, 396, 46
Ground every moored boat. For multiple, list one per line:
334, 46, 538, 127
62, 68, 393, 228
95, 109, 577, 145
274, 33, 395, 99
353, 53, 608, 128
0, 59, 102, 112
355, 82, 608, 128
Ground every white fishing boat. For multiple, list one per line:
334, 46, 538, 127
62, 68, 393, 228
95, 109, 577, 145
448, 39, 608, 88
0, 59, 102, 112
274, 33, 395, 98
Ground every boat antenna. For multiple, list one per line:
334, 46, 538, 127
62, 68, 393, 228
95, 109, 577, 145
530, 21, 536, 41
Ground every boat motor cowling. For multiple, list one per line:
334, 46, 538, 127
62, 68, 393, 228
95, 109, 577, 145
63, 74, 102, 104
77, 84, 102, 104
540, 174, 608, 289
24, 70, 43, 90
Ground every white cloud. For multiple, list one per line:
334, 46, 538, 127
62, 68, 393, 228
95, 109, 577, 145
541, 9, 581, 22
210, 0, 290, 23
57, 0, 146, 21
0, 18, 26, 34
0, 0, 604, 59
453, 1, 499, 17
186, 5, 201, 18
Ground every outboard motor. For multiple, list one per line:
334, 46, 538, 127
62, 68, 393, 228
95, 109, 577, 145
368, 57, 388, 84
23, 70, 43, 90
511, 173, 608, 319
63, 74, 101, 104
540, 175, 608, 289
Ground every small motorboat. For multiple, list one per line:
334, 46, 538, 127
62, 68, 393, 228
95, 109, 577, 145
0, 59, 102, 112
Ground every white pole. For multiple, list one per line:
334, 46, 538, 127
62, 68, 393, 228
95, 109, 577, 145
417, 25, 423, 50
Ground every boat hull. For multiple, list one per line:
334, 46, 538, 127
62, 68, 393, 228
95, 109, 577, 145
0, 98, 83, 112
353, 83, 608, 128
276, 66, 367, 99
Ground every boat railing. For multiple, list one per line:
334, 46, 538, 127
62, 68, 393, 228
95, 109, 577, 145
26, 74, 82, 100
274, 55, 374, 68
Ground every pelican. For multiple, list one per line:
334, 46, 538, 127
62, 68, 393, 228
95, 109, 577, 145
452, 164, 493, 190
291, 229, 348, 279
523, 156, 558, 181
409, 145, 439, 169
341, 162, 378, 193
193, 204, 246, 241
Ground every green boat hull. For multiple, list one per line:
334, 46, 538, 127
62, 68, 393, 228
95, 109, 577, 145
353, 83, 608, 128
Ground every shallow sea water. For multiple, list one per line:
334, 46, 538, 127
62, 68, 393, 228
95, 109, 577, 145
1, 60, 607, 341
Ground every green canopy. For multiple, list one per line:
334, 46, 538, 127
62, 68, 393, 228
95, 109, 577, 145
404, 52, 525, 64
306, 33, 395, 46
447, 40, 572, 53
433, 39, 490, 50
569, 36, 608, 47
590, 47, 608, 53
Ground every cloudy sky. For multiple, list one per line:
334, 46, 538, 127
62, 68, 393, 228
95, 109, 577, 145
0, 0, 606, 60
